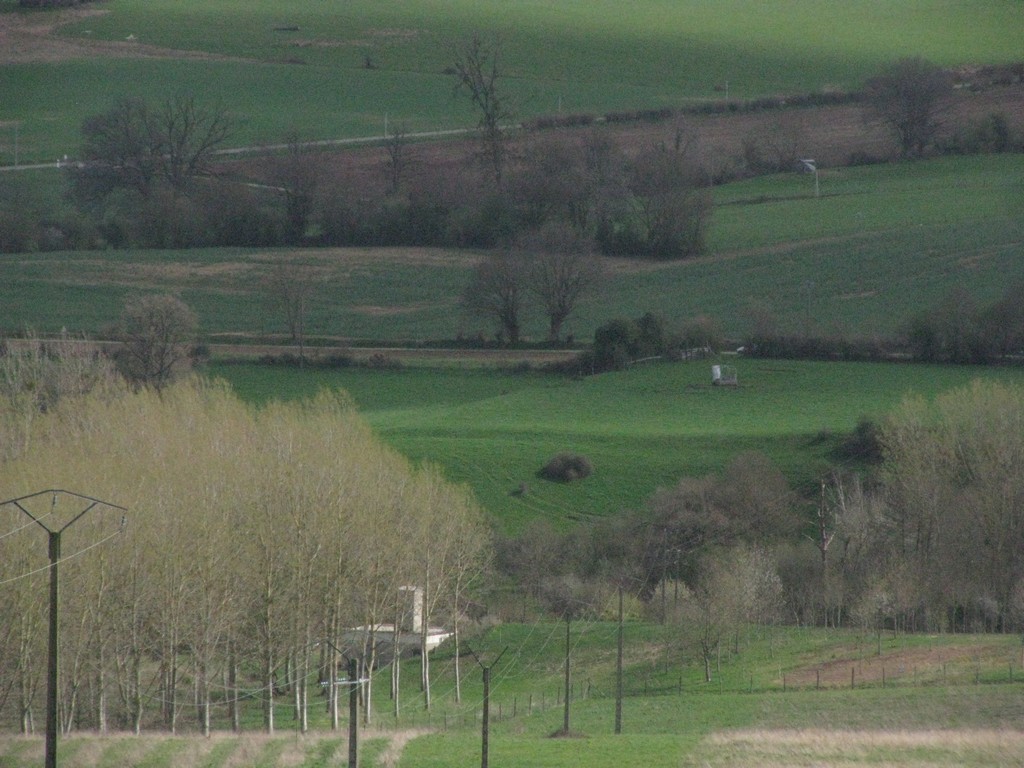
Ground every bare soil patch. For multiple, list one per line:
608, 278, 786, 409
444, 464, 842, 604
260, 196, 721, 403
786, 641, 1020, 688
694, 728, 1024, 767
0, 7, 251, 64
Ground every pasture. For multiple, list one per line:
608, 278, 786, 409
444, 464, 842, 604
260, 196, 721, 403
3, 3, 1024, 764
2, 155, 1021, 342
2, 0, 1024, 160
210, 358, 1024, 532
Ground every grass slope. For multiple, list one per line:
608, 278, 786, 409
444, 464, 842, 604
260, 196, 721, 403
2, 155, 1021, 342
211, 358, 1024, 533
2, 0, 1023, 159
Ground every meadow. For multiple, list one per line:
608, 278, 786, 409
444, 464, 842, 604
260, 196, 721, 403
3, 623, 1023, 767
3, 3, 1024, 764
2, 155, 1022, 343
209, 357, 1024, 533
2, 0, 1024, 161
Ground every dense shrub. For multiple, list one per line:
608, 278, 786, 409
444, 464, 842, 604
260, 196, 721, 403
905, 284, 1024, 364
744, 333, 891, 362
592, 312, 688, 372
539, 452, 593, 483
938, 112, 1018, 155
905, 288, 989, 363
831, 416, 884, 464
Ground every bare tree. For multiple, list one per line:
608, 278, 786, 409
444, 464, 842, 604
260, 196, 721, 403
509, 136, 594, 231
608, 144, 711, 259
520, 225, 601, 342
865, 57, 952, 159
463, 249, 530, 344
116, 294, 197, 390
262, 260, 317, 363
450, 33, 514, 183
384, 121, 414, 196
70, 94, 233, 202
267, 134, 321, 244
152, 93, 234, 192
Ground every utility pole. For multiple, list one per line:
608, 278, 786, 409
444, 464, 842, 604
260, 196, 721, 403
469, 645, 507, 768
348, 657, 358, 768
323, 638, 362, 768
562, 614, 571, 735
615, 586, 624, 734
2, 490, 126, 768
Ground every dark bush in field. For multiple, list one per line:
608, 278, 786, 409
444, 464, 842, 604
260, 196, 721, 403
831, 416, 884, 464
905, 287, 990, 364
906, 283, 1024, 364
938, 112, 1018, 155
744, 333, 891, 362
539, 452, 593, 483
592, 312, 683, 372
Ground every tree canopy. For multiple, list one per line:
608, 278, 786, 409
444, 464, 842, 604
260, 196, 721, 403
0, 378, 489, 734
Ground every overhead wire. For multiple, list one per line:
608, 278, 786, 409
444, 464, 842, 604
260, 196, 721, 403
0, 525, 125, 586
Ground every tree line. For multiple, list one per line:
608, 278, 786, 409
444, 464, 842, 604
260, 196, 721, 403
0, 341, 489, 735
6, 51, 1017, 258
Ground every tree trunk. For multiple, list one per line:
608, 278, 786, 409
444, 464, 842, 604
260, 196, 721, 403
453, 612, 462, 705
229, 646, 241, 733
264, 647, 275, 734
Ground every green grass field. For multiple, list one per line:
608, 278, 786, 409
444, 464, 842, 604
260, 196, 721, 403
3, 624, 1022, 767
2, 0, 1023, 161
209, 358, 1024, 532
3, 155, 1021, 342
3, 3, 1024, 765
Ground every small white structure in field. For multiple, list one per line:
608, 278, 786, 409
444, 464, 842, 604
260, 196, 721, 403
712, 364, 738, 387
340, 586, 452, 658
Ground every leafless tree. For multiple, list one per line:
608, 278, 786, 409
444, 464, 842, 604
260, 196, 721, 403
262, 259, 317, 363
450, 33, 514, 183
520, 225, 601, 342
267, 134, 321, 243
152, 93, 234, 192
384, 121, 414, 196
71, 94, 233, 201
620, 144, 711, 259
116, 294, 197, 390
865, 57, 952, 158
463, 249, 530, 344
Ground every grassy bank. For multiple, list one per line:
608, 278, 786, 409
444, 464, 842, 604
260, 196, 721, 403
209, 358, 1024, 532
